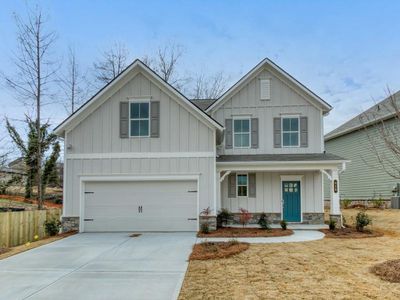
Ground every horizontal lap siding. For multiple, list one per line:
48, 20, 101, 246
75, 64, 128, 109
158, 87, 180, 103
324, 119, 400, 200
221, 171, 323, 213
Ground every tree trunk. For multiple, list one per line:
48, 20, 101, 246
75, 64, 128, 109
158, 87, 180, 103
36, 28, 43, 210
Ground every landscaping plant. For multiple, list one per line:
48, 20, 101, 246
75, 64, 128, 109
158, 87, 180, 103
329, 219, 337, 231
217, 208, 233, 227
200, 206, 212, 234
280, 220, 287, 230
356, 211, 372, 232
342, 199, 352, 209
44, 218, 61, 236
257, 212, 271, 230
238, 208, 252, 227
200, 223, 210, 234
372, 198, 385, 209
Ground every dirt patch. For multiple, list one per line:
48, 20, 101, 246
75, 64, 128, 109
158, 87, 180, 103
189, 241, 249, 260
320, 227, 384, 239
371, 259, 400, 283
129, 233, 142, 237
198, 227, 293, 238
0, 248, 10, 255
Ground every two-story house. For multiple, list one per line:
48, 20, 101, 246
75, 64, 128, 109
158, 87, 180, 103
55, 58, 347, 232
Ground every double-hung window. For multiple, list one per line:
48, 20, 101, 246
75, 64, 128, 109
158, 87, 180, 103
130, 102, 150, 137
237, 174, 248, 197
233, 119, 250, 148
282, 117, 299, 147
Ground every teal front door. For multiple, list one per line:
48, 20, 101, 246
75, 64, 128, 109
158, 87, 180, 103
282, 181, 301, 222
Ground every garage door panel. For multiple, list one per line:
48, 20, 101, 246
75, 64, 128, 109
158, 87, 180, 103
83, 180, 197, 232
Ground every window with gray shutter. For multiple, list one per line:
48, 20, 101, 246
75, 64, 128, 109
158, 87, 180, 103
228, 173, 236, 198
273, 117, 281, 148
225, 119, 233, 149
251, 118, 259, 148
300, 116, 308, 147
249, 173, 256, 197
120, 102, 129, 138
150, 101, 160, 138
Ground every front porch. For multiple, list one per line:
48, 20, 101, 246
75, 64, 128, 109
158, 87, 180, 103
215, 153, 348, 228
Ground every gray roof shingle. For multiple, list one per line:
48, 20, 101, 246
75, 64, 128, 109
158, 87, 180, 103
216, 153, 346, 162
190, 99, 217, 111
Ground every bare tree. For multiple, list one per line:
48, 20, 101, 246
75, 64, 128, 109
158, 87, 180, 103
57, 46, 87, 114
190, 71, 229, 99
93, 42, 129, 85
3, 6, 57, 209
362, 90, 400, 179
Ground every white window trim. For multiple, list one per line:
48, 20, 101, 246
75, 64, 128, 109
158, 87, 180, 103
129, 99, 151, 138
281, 115, 300, 148
236, 173, 248, 197
233, 117, 251, 149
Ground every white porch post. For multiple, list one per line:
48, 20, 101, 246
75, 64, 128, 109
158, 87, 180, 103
330, 168, 342, 226
215, 171, 221, 213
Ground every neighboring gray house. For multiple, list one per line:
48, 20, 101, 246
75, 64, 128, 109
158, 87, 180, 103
324, 91, 400, 202
55, 58, 347, 232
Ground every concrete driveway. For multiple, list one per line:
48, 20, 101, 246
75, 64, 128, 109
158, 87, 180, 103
0, 232, 196, 300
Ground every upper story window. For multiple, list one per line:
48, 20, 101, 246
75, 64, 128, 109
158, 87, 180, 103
282, 117, 299, 147
237, 174, 248, 197
234, 119, 250, 148
130, 102, 150, 137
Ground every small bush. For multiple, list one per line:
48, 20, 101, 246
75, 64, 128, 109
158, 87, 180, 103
44, 218, 61, 236
329, 219, 337, 231
227, 239, 239, 246
257, 213, 271, 230
217, 208, 233, 227
238, 208, 252, 227
342, 199, 352, 209
356, 211, 372, 232
200, 223, 210, 234
280, 220, 287, 230
372, 198, 385, 209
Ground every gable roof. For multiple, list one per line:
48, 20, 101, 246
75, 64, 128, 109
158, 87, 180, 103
206, 58, 332, 114
325, 91, 400, 141
190, 99, 217, 111
54, 59, 223, 136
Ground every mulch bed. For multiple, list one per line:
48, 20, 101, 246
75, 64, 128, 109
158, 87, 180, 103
320, 227, 384, 239
189, 241, 249, 260
370, 259, 400, 283
0, 248, 10, 255
197, 227, 293, 238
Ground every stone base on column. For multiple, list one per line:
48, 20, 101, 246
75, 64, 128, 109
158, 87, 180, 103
199, 216, 217, 231
61, 216, 79, 232
330, 214, 343, 228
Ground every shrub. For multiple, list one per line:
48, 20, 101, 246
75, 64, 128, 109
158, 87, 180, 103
200, 223, 210, 234
238, 208, 252, 227
372, 198, 385, 209
329, 219, 337, 231
356, 211, 372, 232
342, 199, 352, 209
44, 218, 61, 236
280, 220, 287, 230
257, 213, 271, 230
217, 208, 233, 227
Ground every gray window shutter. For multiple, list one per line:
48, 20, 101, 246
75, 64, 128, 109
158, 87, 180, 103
150, 101, 160, 138
273, 117, 281, 148
225, 119, 233, 149
228, 173, 236, 198
300, 116, 308, 147
120, 101, 129, 138
251, 118, 259, 149
249, 173, 256, 197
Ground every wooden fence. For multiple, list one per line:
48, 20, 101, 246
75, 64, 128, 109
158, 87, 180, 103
0, 208, 61, 248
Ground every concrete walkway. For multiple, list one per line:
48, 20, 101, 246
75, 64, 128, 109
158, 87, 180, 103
0, 232, 196, 300
196, 230, 325, 244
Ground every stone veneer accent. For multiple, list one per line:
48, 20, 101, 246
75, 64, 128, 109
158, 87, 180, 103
199, 216, 217, 231
302, 213, 325, 224
61, 216, 79, 232
230, 213, 282, 225
330, 214, 343, 227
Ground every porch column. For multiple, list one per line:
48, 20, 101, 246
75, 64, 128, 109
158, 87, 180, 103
330, 168, 342, 227
215, 171, 221, 213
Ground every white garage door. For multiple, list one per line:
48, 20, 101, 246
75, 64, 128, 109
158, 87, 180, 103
83, 180, 198, 232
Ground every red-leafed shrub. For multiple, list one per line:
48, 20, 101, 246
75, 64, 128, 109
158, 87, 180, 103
238, 208, 252, 227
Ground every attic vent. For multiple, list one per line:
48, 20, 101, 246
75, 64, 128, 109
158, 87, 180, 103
260, 79, 271, 100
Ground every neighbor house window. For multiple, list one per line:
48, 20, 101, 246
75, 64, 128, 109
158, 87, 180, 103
234, 119, 250, 148
282, 117, 299, 147
130, 102, 150, 137
237, 174, 248, 197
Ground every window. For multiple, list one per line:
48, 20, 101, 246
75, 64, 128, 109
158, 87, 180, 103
237, 174, 248, 197
130, 102, 150, 137
282, 117, 299, 147
234, 119, 250, 148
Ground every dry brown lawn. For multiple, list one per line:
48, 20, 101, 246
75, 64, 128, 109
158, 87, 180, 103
190, 241, 249, 260
179, 209, 400, 299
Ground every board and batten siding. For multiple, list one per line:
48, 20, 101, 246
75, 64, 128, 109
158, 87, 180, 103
221, 171, 323, 213
211, 69, 323, 155
324, 118, 400, 200
64, 72, 216, 216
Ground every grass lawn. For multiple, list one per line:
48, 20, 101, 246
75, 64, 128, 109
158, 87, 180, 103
0, 198, 37, 209
179, 209, 400, 299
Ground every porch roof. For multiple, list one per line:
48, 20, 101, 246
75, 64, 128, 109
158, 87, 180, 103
216, 153, 347, 163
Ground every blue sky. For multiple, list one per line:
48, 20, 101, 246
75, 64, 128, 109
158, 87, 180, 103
1, 0, 400, 146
